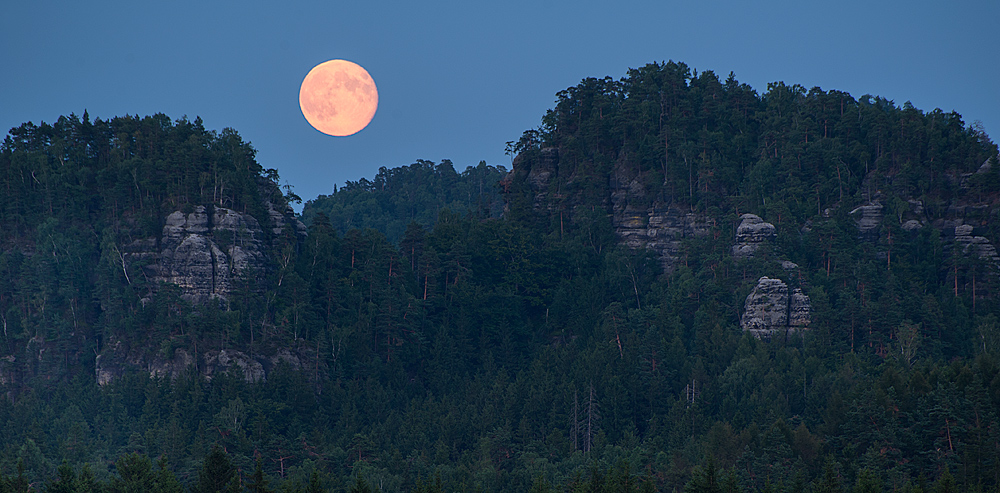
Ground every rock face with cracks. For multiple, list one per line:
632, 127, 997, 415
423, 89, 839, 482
740, 277, 810, 339
732, 214, 776, 259
95, 341, 308, 386
97, 192, 308, 386
504, 147, 714, 273
953, 224, 1000, 266
126, 206, 266, 303
614, 205, 713, 273
125, 201, 305, 304
850, 202, 884, 241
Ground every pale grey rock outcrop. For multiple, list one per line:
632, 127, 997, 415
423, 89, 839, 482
516, 147, 560, 212
978, 157, 994, 174
732, 214, 776, 259
740, 277, 811, 338
504, 147, 718, 273
850, 202, 883, 241
741, 277, 787, 334
148, 348, 196, 380
789, 288, 811, 328
95, 338, 126, 386
614, 205, 713, 273
954, 224, 1000, 265
779, 260, 799, 271
127, 206, 268, 303
266, 199, 308, 237
959, 157, 997, 188
608, 163, 713, 273
95, 355, 115, 386
204, 349, 265, 383
0, 355, 15, 387
270, 348, 302, 370
95, 337, 314, 386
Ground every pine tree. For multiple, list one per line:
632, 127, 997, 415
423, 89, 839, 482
153, 456, 183, 493
685, 456, 721, 493
110, 453, 154, 493
10, 459, 31, 493
933, 467, 957, 493
853, 468, 883, 493
305, 471, 324, 493
570, 390, 580, 452
348, 474, 376, 493
191, 446, 238, 493
47, 461, 76, 493
814, 459, 843, 493
244, 459, 272, 493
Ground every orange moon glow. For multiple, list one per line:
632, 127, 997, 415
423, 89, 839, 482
299, 59, 378, 136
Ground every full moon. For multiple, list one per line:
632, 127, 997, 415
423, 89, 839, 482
299, 59, 378, 137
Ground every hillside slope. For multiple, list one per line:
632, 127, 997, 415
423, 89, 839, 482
505, 61, 1000, 347
0, 113, 306, 387
1, 63, 1000, 492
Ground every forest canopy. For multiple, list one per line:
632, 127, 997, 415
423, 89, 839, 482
1, 62, 999, 492
301, 159, 506, 243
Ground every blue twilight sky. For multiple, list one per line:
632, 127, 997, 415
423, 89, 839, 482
2, 1, 998, 212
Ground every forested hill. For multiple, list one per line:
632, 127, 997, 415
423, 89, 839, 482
0, 61, 999, 493
507, 62, 996, 220
0, 113, 304, 378
504, 61, 1000, 354
301, 159, 507, 243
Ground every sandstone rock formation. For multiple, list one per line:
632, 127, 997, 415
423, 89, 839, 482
789, 288, 811, 329
126, 203, 305, 304
203, 349, 265, 382
849, 202, 883, 241
740, 277, 810, 338
779, 260, 799, 271
504, 147, 715, 273
126, 206, 265, 303
266, 198, 309, 237
741, 277, 788, 333
143, 348, 193, 381
614, 205, 713, 273
954, 224, 1000, 265
526, 148, 560, 206
96, 339, 311, 386
732, 214, 776, 259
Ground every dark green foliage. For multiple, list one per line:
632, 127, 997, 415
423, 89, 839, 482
244, 460, 272, 493
303, 471, 323, 493
301, 159, 506, 243
7, 460, 31, 493
0, 113, 292, 391
153, 457, 183, 493
347, 474, 375, 493
110, 453, 154, 493
933, 467, 957, 493
686, 456, 721, 493
192, 446, 238, 493
1, 61, 999, 492
853, 468, 883, 493
815, 459, 844, 493
413, 474, 443, 493
47, 461, 77, 493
